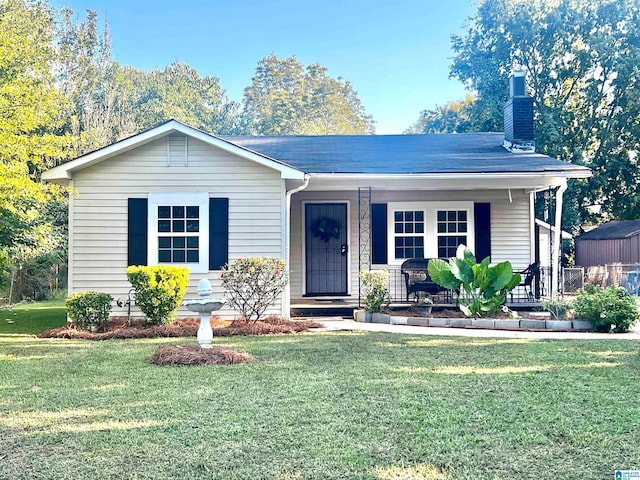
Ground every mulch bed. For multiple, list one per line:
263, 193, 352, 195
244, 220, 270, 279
40, 315, 324, 340
150, 344, 255, 366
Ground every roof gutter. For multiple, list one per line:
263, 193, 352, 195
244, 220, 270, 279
310, 171, 591, 180
282, 175, 311, 316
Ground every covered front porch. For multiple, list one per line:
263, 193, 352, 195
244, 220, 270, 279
286, 173, 569, 316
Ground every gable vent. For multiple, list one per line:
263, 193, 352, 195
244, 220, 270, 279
166, 134, 188, 166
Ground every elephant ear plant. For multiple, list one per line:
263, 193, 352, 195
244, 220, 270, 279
427, 245, 521, 317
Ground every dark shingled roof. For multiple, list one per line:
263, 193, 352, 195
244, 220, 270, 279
577, 221, 640, 240
221, 133, 589, 175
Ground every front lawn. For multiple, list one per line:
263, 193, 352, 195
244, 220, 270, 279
0, 332, 639, 479
0, 299, 66, 335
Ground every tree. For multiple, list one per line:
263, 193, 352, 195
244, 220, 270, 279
449, 0, 640, 231
241, 53, 375, 135
0, 0, 70, 300
116, 62, 240, 136
405, 96, 484, 134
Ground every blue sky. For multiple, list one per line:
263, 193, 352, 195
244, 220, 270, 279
52, 0, 478, 134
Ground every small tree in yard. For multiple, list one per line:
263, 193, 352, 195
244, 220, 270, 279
221, 257, 288, 322
126, 265, 189, 325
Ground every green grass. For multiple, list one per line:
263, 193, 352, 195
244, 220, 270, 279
1, 332, 639, 479
0, 299, 66, 335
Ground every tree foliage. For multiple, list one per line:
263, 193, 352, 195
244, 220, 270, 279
405, 96, 491, 134
448, 0, 640, 229
241, 53, 375, 135
0, 0, 70, 300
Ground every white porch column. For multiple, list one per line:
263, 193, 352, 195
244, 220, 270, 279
551, 179, 567, 299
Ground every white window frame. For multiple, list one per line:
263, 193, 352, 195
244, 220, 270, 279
148, 192, 209, 274
386, 201, 475, 265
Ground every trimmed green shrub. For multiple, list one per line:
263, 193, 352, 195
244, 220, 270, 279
221, 257, 288, 321
360, 270, 389, 313
428, 245, 520, 317
573, 284, 638, 333
126, 265, 189, 325
66, 291, 113, 330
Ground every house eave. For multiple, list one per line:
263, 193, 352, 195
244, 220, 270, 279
302, 170, 590, 191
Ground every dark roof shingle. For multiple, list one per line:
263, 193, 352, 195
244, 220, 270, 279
577, 220, 640, 240
222, 133, 588, 175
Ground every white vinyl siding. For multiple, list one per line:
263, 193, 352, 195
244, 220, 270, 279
289, 189, 531, 301
70, 135, 285, 319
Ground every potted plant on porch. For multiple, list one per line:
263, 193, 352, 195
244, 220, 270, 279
355, 270, 390, 323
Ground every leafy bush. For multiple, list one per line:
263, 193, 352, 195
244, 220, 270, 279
428, 245, 520, 317
361, 270, 389, 313
126, 265, 189, 325
541, 298, 572, 320
66, 291, 112, 330
573, 284, 638, 333
221, 257, 288, 321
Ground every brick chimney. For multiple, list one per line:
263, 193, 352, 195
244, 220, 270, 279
503, 71, 534, 151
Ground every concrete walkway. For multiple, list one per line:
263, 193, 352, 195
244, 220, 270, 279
313, 318, 640, 340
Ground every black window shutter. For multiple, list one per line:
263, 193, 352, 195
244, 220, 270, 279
474, 202, 491, 262
209, 198, 229, 270
128, 198, 148, 266
371, 203, 388, 264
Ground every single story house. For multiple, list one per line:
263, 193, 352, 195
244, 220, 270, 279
43, 74, 591, 318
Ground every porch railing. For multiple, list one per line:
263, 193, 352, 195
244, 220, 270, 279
384, 267, 553, 304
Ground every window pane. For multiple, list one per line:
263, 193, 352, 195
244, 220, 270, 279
172, 206, 185, 218
158, 220, 171, 232
459, 211, 467, 221
405, 223, 413, 233
459, 223, 467, 233
415, 237, 424, 247
415, 223, 424, 234
437, 223, 446, 233
394, 212, 403, 222
158, 206, 171, 218
395, 248, 404, 259
438, 237, 446, 247
448, 223, 457, 233
395, 237, 403, 247
415, 248, 424, 258
437, 211, 446, 221
395, 223, 403, 234
158, 237, 171, 248
173, 237, 185, 248
186, 220, 199, 232
415, 211, 424, 222
405, 237, 414, 247
173, 250, 185, 262
159, 250, 171, 262
448, 211, 456, 221
186, 206, 199, 218
187, 237, 199, 248
173, 220, 185, 232
187, 250, 199, 263
405, 211, 413, 221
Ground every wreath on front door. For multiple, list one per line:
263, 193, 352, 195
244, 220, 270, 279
310, 216, 341, 242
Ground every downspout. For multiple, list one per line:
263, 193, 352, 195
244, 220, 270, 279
551, 179, 567, 299
282, 174, 311, 316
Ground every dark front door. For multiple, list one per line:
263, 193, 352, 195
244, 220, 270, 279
305, 203, 348, 295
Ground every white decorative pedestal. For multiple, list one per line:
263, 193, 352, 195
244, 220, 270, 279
182, 278, 226, 349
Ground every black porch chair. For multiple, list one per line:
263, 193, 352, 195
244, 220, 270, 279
400, 258, 446, 301
512, 261, 540, 301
